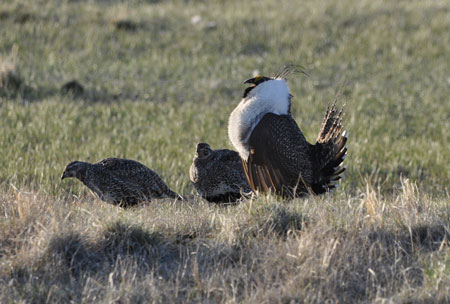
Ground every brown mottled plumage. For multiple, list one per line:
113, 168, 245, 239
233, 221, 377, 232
228, 72, 347, 198
61, 158, 182, 207
189, 143, 252, 203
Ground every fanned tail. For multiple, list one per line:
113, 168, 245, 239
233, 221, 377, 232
311, 101, 348, 194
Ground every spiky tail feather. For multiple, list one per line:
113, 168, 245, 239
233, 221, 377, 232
311, 101, 348, 194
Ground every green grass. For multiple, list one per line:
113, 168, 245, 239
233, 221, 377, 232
0, 0, 449, 302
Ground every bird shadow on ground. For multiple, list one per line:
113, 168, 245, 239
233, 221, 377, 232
6, 218, 449, 302
368, 224, 449, 254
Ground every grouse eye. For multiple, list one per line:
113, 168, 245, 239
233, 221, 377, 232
242, 76, 272, 98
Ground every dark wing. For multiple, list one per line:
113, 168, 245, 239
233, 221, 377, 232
96, 158, 179, 199
243, 113, 314, 198
95, 158, 149, 173
87, 168, 145, 207
104, 177, 146, 206
215, 149, 241, 162
215, 149, 252, 194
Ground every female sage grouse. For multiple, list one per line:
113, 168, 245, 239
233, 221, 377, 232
61, 158, 182, 207
228, 70, 347, 198
189, 142, 252, 203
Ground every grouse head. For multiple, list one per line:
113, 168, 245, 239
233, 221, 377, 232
61, 161, 88, 180
242, 75, 272, 98
195, 143, 212, 159
242, 65, 301, 100
240, 74, 291, 117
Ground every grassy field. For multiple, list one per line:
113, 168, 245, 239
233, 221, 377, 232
1, 0, 449, 302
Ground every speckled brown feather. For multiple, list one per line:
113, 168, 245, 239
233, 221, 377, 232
66, 158, 181, 207
243, 104, 347, 198
244, 113, 313, 198
190, 144, 251, 203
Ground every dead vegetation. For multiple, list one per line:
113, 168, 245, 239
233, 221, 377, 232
0, 179, 448, 303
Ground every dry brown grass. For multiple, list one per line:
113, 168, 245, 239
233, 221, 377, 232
0, 179, 448, 303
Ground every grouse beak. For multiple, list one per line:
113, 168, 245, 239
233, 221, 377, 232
244, 75, 269, 86
61, 171, 68, 180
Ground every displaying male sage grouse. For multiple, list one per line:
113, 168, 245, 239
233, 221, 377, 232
189, 142, 252, 203
228, 70, 347, 198
61, 158, 182, 207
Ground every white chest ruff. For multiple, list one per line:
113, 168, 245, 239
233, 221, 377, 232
228, 79, 290, 160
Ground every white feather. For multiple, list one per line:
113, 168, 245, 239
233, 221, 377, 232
228, 79, 290, 159
342, 130, 349, 138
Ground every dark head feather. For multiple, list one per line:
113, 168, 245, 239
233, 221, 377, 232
242, 76, 272, 98
61, 161, 88, 180
242, 65, 308, 98
196, 143, 212, 159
